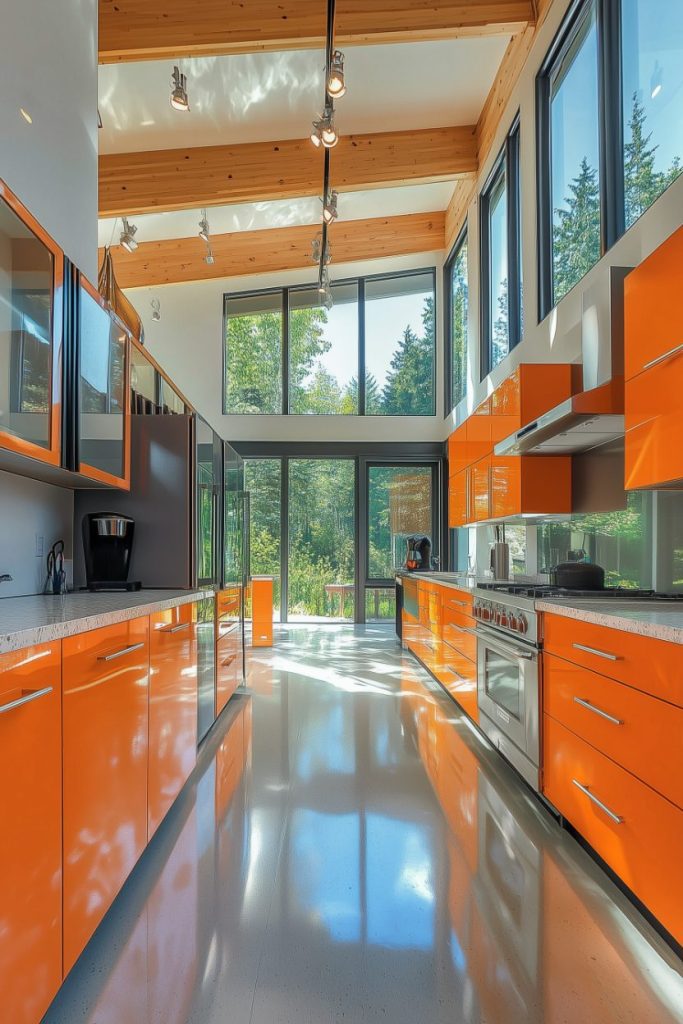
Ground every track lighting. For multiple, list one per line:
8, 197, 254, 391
119, 217, 139, 253
198, 210, 210, 243
170, 65, 189, 111
327, 51, 346, 98
322, 190, 339, 224
151, 298, 161, 322
311, 106, 338, 149
311, 235, 322, 263
651, 60, 663, 99
318, 267, 330, 294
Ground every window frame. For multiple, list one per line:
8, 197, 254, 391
479, 115, 522, 379
223, 267, 437, 417
443, 225, 469, 416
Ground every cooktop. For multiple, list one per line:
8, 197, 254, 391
476, 583, 683, 601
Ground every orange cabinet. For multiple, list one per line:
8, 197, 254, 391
436, 644, 478, 723
251, 576, 274, 647
544, 651, 683, 809
216, 628, 241, 716
490, 455, 571, 520
447, 421, 470, 477
63, 617, 149, 972
624, 227, 683, 489
471, 456, 491, 522
489, 363, 575, 444
543, 714, 683, 946
543, 612, 683, 707
0, 643, 62, 1024
148, 603, 198, 839
448, 468, 469, 527
216, 586, 241, 640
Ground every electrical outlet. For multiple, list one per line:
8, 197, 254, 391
35, 534, 44, 558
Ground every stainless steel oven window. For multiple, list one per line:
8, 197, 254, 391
484, 647, 523, 719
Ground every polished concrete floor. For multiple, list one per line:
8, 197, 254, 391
45, 625, 683, 1024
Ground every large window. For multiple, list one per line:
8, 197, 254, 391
367, 465, 435, 579
445, 230, 469, 413
224, 270, 436, 416
364, 271, 436, 416
480, 119, 522, 377
244, 458, 282, 617
538, 0, 683, 319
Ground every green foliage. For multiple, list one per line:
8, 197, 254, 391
450, 242, 468, 405
380, 297, 435, 415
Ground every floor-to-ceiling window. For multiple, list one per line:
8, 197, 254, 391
244, 458, 282, 618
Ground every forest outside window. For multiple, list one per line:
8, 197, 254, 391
224, 270, 436, 416
479, 119, 522, 378
445, 230, 468, 413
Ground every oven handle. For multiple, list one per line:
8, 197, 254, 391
475, 624, 537, 661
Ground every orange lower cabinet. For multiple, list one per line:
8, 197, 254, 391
543, 714, 683, 945
0, 643, 62, 1024
216, 629, 240, 715
251, 577, 273, 647
63, 618, 150, 973
490, 455, 571, 519
438, 645, 478, 723
148, 603, 198, 839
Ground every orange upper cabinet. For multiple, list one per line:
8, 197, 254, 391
448, 468, 469, 528
78, 275, 132, 490
465, 397, 491, 464
471, 456, 491, 522
0, 180, 64, 469
625, 227, 683, 489
447, 422, 469, 477
490, 364, 575, 444
490, 455, 572, 520
0, 643, 63, 1024
62, 617, 149, 972
149, 603, 198, 839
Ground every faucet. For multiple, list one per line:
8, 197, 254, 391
0, 574, 13, 583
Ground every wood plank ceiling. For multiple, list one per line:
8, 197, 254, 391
98, 0, 549, 287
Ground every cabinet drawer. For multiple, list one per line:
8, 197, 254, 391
625, 360, 683, 489
544, 652, 683, 808
440, 588, 473, 616
542, 612, 683, 707
0, 643, 62, 1024
216, 630, 241, 715
436, 646, 478, 722
442, 612, 477, 662
63, 617, 150, 971
543, 715, 683, 945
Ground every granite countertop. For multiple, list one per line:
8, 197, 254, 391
536, 597, 683, 644
395, 571, 480, 593
0, 589, 215, 655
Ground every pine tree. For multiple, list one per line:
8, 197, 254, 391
553, 156, 601, 304
491, 277, 509, 370
450, 244, 468, 404
381, 323, 433, 415
624, 93, 664, 228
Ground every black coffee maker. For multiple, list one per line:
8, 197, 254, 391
405, 535, 432, 571
82, 513, 141, 592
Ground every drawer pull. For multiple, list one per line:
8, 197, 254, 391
161, 622, 190, 634
573, 696, 623, 726
572, 780, 624, 824
98, 641, 145, 663
447, 623, 477, 637
572, 642, 619, 662
446, 665, 464, 679
0, 685, 53, 715
447, 598, 468, 607
642, 342, 683, 371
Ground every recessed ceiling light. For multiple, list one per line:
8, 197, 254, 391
19, 108, 32, 124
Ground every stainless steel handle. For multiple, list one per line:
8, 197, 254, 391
572, 780, 623, 824
476, 624, 536, 660
446, 665, 464, 679
573, 696, 623, 726
446, 598, 468, 607
98, 641, 145, 663
642, 342, 683, 371
572, 642, 619, 662
0, 685, 53, 714
447, 622, 477, 637
161, 622, 190, 634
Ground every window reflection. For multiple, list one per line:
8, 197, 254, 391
290, 810, 361, 943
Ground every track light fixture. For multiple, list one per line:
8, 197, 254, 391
119, 217, 139, 253
327, 51, 346, 98
322, 189, 339, 224
170, 65, 189, 111
198, 210, 210, 243
311, 235, 322, 263
311, 105, 338, 149
151, 298, 161, 322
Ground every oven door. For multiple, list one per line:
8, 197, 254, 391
477, 625, 539, 767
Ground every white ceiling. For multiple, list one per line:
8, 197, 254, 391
98, 36, 509, 154
97, 181, 456, 246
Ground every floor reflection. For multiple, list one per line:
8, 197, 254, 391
45, 626, 683, 1024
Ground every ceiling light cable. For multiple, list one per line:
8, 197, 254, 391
170, 65, 189, 111
119, 217, 139, 253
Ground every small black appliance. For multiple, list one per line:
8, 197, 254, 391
405, 535, 432, 571
82, 513, 141, 592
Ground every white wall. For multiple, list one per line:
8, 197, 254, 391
0, 471, 74, 598
0, 0, 98, 279
447, 0, 683, 437
129, 250, 446, 442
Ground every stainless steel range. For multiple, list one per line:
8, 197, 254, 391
473, 587, 541, 791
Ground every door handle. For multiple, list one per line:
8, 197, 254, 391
573, 696, 623, 726
642, 342, 683, 371
161, 622, 190, 634
572, 642, 619, 662
572, 780, 624, 824
98, 641, 145, 662
0, 686, 53, 714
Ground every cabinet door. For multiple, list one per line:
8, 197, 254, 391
625, 354, 683, 489
448, 469, 468, 527
63, 618, 149, 972
0, 643, 62, 1024
252, 578, 273, 647
79, 277, 130, 489
624, 226, 683, 381
149, 604, 198, 839
216, 628, 239, 715
471, 456, 491, 522
0, 180, 63, 466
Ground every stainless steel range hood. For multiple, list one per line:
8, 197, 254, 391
495, 267, 632, 457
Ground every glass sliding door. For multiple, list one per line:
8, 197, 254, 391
244, 458, 282, 619
288, 459, 355, 621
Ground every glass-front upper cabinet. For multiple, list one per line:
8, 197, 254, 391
0, 180, 63, 466
78, 276, 130, 489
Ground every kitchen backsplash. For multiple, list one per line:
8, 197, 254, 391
0, 471, 73, 599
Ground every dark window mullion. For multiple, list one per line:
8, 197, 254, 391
536, 71, 553, 322
597, 0, 624, 250
282, 287, 289, 415
358, 277, 366, 416
479, 187, 492, 380
507, 123, 522, 349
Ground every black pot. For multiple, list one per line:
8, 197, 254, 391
549, 561, 605, 590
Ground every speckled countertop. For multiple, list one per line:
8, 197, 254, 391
0, 589, 215, 655
395, 571, 479, 593
536, 598, 683, 644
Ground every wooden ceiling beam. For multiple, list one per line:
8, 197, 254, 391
99, 1, 536, 64
101, 211, 446, 288
99, 126, 477, 218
